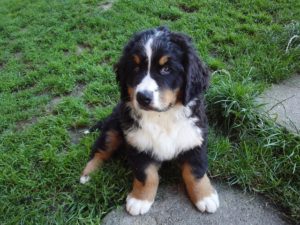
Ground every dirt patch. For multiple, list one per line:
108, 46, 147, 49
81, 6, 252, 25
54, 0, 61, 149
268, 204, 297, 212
0, 62, 4, 70
99, 55, 112, 65
99, 1, 114, 11
11, 84, 37, 95
70, 84, 85, 97
159, 13, 181, 21
14, 85, 87, 132
45, 96, 62, 113
63, 49, 70, 56
14, 51, 23, 60
76, 44, 92, 55
209, 48, 219, 58
19, 27, 28, 33
16, 117, 38, 131
178, 4, 199, 13
68, 128, 88, 144
44, 84, 86, 113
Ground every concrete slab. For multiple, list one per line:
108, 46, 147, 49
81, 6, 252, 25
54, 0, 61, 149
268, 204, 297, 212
257, 74, 300, 133
102, 183, 288, 225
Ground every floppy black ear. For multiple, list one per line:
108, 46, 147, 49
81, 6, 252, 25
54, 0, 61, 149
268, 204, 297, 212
170, 32, 210, 105
114, 37, 137, 101
114, 56, 128, 101
114, 33, 143, 101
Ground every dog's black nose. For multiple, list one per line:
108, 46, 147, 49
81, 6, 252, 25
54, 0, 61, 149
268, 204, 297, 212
136, 91, 153, 106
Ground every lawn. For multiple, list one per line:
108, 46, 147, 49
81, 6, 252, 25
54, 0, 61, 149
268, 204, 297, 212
0, 0, 299, 224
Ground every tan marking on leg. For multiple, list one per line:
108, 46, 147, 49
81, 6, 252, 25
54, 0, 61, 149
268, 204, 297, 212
182, 163, 213, 204
81, 130, 122, 177
130, 164, 159, 201
81, 153, 104, 176
158, 55, 169, 65
133, 54, 141, 64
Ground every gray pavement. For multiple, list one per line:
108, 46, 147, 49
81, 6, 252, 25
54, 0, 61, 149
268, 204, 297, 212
102, 183, 288, 225
257, 74, 300, 133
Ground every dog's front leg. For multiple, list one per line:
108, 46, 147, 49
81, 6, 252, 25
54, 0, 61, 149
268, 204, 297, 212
179, 146, 220, 213
126, 149, 160, 216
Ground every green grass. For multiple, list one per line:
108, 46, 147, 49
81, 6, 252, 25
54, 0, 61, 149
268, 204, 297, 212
0, 0, 299, 224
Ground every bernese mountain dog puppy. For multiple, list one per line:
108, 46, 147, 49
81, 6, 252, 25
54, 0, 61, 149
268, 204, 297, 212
80, 27, 219, 216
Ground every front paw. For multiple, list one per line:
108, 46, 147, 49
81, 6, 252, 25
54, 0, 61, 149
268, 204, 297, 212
195, 190, 219, 213
126, 195, 153, 216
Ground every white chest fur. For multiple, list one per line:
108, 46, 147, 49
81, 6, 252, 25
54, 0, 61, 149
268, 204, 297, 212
125, 105, 203, 161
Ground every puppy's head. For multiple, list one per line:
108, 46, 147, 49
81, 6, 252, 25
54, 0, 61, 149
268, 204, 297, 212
115, 27, 209, 112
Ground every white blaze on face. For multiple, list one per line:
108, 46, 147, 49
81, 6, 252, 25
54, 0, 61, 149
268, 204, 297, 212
135, 37, 160, 109
145, 38, 153, 74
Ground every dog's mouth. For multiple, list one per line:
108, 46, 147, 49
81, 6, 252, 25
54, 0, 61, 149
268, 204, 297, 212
138, 103, 173, 112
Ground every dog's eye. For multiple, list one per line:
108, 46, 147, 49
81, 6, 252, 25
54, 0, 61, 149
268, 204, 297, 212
160, 66, 170, 75
134, 66, 140, 72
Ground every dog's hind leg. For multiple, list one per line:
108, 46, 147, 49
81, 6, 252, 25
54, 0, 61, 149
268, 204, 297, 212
80, 114, 123, 184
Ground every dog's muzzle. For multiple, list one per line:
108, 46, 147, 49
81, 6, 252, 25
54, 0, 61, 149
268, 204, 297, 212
136, 91, 153, 108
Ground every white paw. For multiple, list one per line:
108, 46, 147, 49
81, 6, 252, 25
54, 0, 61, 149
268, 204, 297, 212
126, 195, 153, 216
196, 191, 219, 213
80, 175, 90, 184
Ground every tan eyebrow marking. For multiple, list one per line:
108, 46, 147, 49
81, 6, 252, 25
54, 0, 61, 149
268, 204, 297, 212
159, 55, 169, 65
133, 54, 141, 64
